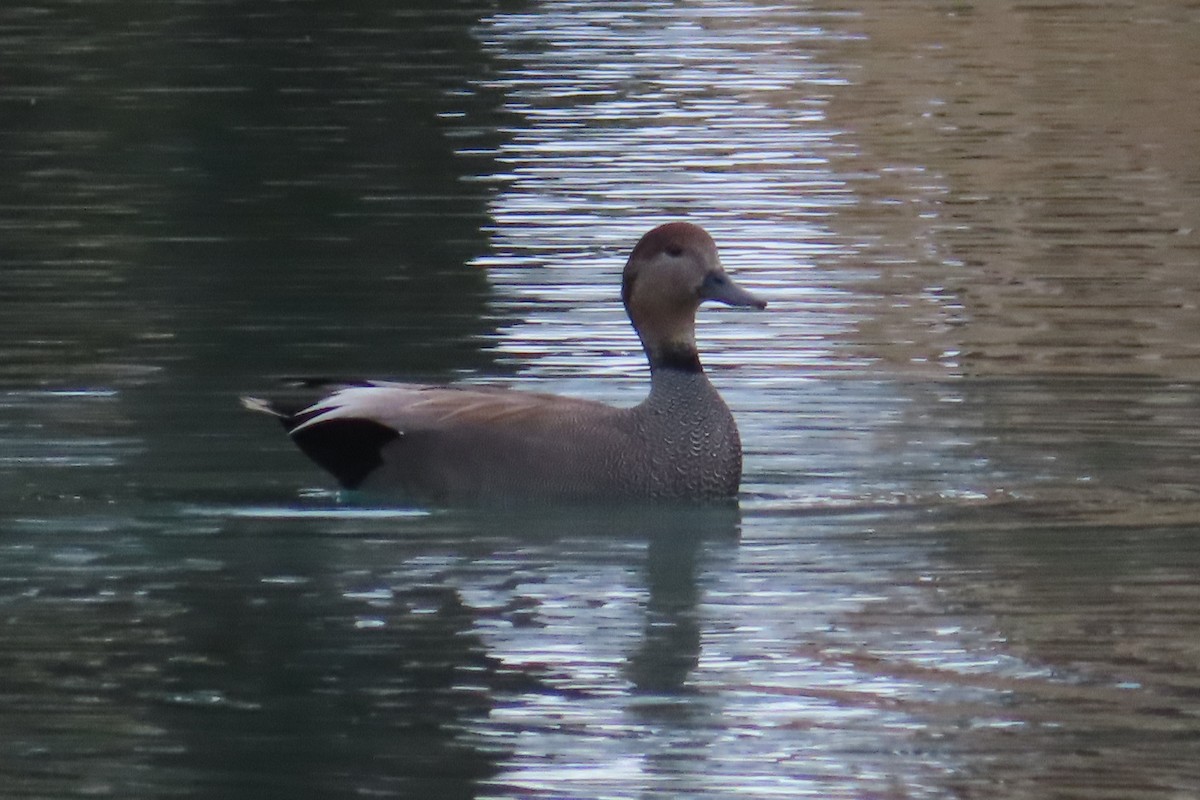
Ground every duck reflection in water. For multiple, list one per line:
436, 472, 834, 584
465, 504, 740, 695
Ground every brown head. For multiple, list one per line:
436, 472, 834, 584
621, 222, 766, 370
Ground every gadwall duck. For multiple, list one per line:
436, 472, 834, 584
242, 222, 766, 503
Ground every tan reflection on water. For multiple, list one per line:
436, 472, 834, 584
825, 1, 1200, 379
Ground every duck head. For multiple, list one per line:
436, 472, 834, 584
621, 222, 766, 370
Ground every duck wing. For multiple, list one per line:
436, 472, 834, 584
288, 381, 613, 432
242, 381, 624, 492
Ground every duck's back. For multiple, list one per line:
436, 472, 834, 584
280, 376, 742, 504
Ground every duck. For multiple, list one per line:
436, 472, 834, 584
242, 222, 766, 504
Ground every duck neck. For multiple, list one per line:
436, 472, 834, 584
648, 341, 703, 375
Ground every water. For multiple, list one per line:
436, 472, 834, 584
2, 1, 1199, 797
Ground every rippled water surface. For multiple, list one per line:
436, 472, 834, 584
3, 1, 1200, 798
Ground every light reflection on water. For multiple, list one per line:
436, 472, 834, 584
2, 0, 1200, 798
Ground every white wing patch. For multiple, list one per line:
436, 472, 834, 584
287, 383, 611, 438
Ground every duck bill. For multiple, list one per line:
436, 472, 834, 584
703, 276, 767, 310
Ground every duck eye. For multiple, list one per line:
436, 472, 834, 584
665, 244, 684, 257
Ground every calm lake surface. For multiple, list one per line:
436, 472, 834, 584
3, 1, 1199, 797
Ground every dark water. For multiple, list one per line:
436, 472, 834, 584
3, 1, 1200, 798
